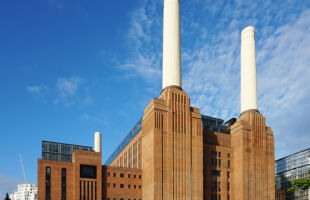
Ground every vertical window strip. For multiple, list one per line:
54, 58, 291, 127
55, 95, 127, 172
46, 167, 51, 200
62, 168, 66, 200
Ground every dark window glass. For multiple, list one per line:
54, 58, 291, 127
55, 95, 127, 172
139, 175, 141, 179
219, 159, 221, 168
134, 185, 136, 189
80, 165, 97, 179
218, 194, 221, 200
211, 170, 221, 177
83, 181, 86, 200
113, 173, 116, 177
228, 195, 230, 200
108, 172, 110, 177
128, 184, 131, 189
227, 172, 230, 178
107, 183, 110, 187
120, 173, 124, 178
228, 160, 230, 168
46, 167, 51, 200
134, 175, 136, 179
227, 153, 230, 158
120, 184, 124, 188
211, 158, 214, 168
128, 174, 131, 178
87, 181, 89, 200
62, 168, 66, 200
139, 185, 141, 189
218, 182, 221, 192
214, 182, 217, 192
91, 182, 93, 200
219, 152, 221, 157
80, 181, 82, 200
227, 182, 230, 191
215, 159, 217, 168
113, 184, 116, 188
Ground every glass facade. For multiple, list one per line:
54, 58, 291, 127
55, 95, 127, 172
201, 115, 231, 133
42, 141, 92, 162
104, 118, 142, 165
275, 148, 310, 200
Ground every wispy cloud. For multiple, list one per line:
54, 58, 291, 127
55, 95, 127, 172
26, 85, 48, 94
119, 0, 162, 82
0, 174, 24, 199
80, 113, 105, 125
124, 0, 310, 158
55, 76, 84, 106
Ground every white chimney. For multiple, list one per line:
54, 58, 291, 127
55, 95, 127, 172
162, 0, 181, 89
94, 132, 102, 153
241, 26, 258, 113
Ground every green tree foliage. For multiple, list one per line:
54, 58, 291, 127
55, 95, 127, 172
4, 193, 10, 200
288, 170, 310, 192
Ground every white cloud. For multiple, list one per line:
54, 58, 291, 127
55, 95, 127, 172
55, 77, 83, 106
26, 85, 48, 94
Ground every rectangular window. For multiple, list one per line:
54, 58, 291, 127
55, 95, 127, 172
214, 183, 217, 193
211, 182, 214, 191
87, 181, 89, 200
62, 168, 66, 200
138, 137, 142, 169
228, 160, 230, 168
227, 153, 230, 158
228, 195, 230, 200
211, 170, 221, 177
227, 172, 230, 178
219, 159, 221, 168
218, 182, 221, 192
128, 174, 131, 178
133, 142, 137, 168
113, 173, 116, 177
227, 182, 230, 191
83, 181, 86, 200
46, 167, 51, 200
124, 152, 127, 168
120, 184, 124, 188
120, 173, 124, 178
91, 182, 93, 200
80, 165, 97, 179
129, 146, 133, 168
211, 158, 214, 168
215, 159, 217, 168
95, 182, 97, 200
218, 194, 221, 200
219, 152, 221, 157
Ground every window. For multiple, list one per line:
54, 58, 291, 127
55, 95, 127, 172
128, 174, 131, 178
218, 194, 221, 200
62, 168, 66, 200
134, 185, 136, 189
46, 167, 51, 200
228, 160, 230, 168
134, 175, 136, 179
113, 184, 116, 188
120, 184, 124, 188
215, 159, 217, 168
211, 170, 221, 177
128, 184, 131, 189
227, 172, 230, 178
108, 172, 110, 177
219, 152, 221, 157
139, 185, 141, 189
227, 182, 230, 191
228, 195, 230, 200
120, 173, 124, 178
214, 182, 217, 192
113, 173, 116, 177
139, 175, 141, 179
218, 182, 221, 192
211, 158, 214, 168
227, 153, 230, 158
80, 165, 97, 179
219, 159, 221, 168
80, 181, 82, 200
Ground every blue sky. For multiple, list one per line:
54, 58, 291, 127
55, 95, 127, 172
1, 0, 310, 197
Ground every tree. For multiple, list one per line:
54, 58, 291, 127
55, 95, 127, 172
4, 193, 10, 200
288, 170, 310, 192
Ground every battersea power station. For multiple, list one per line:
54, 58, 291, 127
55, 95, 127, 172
37, 0, 276, 199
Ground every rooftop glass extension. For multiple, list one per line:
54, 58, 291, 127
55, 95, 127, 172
104, 118, 143, 165
42, 141, 93, 162
104, 115, 233, 166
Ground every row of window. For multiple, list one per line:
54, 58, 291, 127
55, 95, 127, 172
107, 198, 141, 200
107, 172, 141, 179
45, 167, 67, 200
211, 159, 230, 168
107, 183, 141, 189
211, 151, 230, 158
114, 137, 142, 169
211, 194, 230, 200
211, 182, 230, 192
211, 170, 230, 178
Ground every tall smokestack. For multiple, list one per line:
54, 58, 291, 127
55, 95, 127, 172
162, 0, 181, 89
241, 26, 258, 113
94, 132, 102, 153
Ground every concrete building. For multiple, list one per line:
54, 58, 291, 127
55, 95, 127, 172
275, 148, 310, 200
9, 184, 38, 200
37, 0, 275, 199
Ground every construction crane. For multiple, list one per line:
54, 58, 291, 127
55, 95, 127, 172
19, 154, 27, 183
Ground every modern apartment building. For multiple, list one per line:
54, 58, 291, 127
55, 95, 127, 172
276, 148, 310, 200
